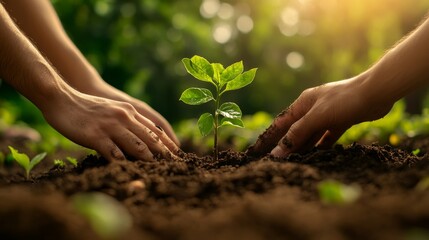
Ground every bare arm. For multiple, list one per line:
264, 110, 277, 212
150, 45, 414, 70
1, 0, 179, 144
0, 3, 178, 161
248, 15, 429, 157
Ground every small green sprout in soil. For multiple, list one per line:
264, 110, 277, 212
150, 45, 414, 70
8, 146, 46, 180
66, 156, 78, 167
412, 148, 421, 156
180, 55, 257, 160
53, 159, 66, 169
415, 176, 429, 191
72, 192, 132, 239
318, 179, 361, 205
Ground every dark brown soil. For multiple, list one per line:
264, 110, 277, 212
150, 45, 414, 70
1, 137, 429, 240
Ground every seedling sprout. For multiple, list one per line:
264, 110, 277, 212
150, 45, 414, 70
180, 55, 256, 160
8, 146, 46, 180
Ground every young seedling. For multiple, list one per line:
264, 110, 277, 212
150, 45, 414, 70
53, 159, 66, 169
8, 146, 47, 180
66, 156, 78, 167
180, 55, 257, 160
412, 148, 421, 156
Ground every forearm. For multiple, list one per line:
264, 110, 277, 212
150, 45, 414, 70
1, 0, 105, 95
0, 3, 72, 112
360, 15, 429, 106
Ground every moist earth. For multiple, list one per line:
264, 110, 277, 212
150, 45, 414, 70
1, 137, 429, 240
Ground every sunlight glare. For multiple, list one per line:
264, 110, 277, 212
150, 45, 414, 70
236, 15, 254, 33
200, 0, 220, 19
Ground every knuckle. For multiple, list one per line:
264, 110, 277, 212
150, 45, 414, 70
149, 129, 162, 142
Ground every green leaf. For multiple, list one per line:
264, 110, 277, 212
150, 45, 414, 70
217, 102, 242, 119
212, 63, 224, 83
182, 56, 214, 83
179, 88, 214, 105
29, 152, 47, 170
220, 118, 244, 128
223, 68, 257, 93
412, 148, 421, 156
220, 61, 243, 86
8, 146, 29, 171
198, 113, 214, 136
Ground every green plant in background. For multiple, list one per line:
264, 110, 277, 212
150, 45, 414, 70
8, 146, 46, 180
180, 55, 257, 160
318, 180, 361, 205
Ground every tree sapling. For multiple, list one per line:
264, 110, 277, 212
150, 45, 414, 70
180, 55, 257, 160
8, 146, 46, 180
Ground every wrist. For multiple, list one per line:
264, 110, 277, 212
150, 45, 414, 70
354, 70, 396, 119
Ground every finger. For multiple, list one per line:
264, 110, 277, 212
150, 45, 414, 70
134, 114, 180, 154
271, 110, 326, 157
247, 100, 309, 156
157, 124, 180, 147
95, 140, 126, 162
112, 129, 154, 161
130, 125, 174, 160
316, 129, 346, 149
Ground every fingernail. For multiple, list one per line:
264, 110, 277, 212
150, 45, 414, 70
271, 146, 284, 157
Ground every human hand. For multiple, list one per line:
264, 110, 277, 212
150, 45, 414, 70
126, 97, 180, 146
246, 77, 393, 157
86, 82, 180, 147
41, 91, 180, 162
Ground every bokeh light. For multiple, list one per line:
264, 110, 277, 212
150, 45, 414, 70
286, 52, 305, 69
236, 15, 253, 33
213, 23, 232, 44
200, 0, 220, 19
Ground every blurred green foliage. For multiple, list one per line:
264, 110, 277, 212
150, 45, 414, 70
1, 0, 429, 149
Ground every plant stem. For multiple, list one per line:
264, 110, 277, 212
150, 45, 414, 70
214, 89, 220, 162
